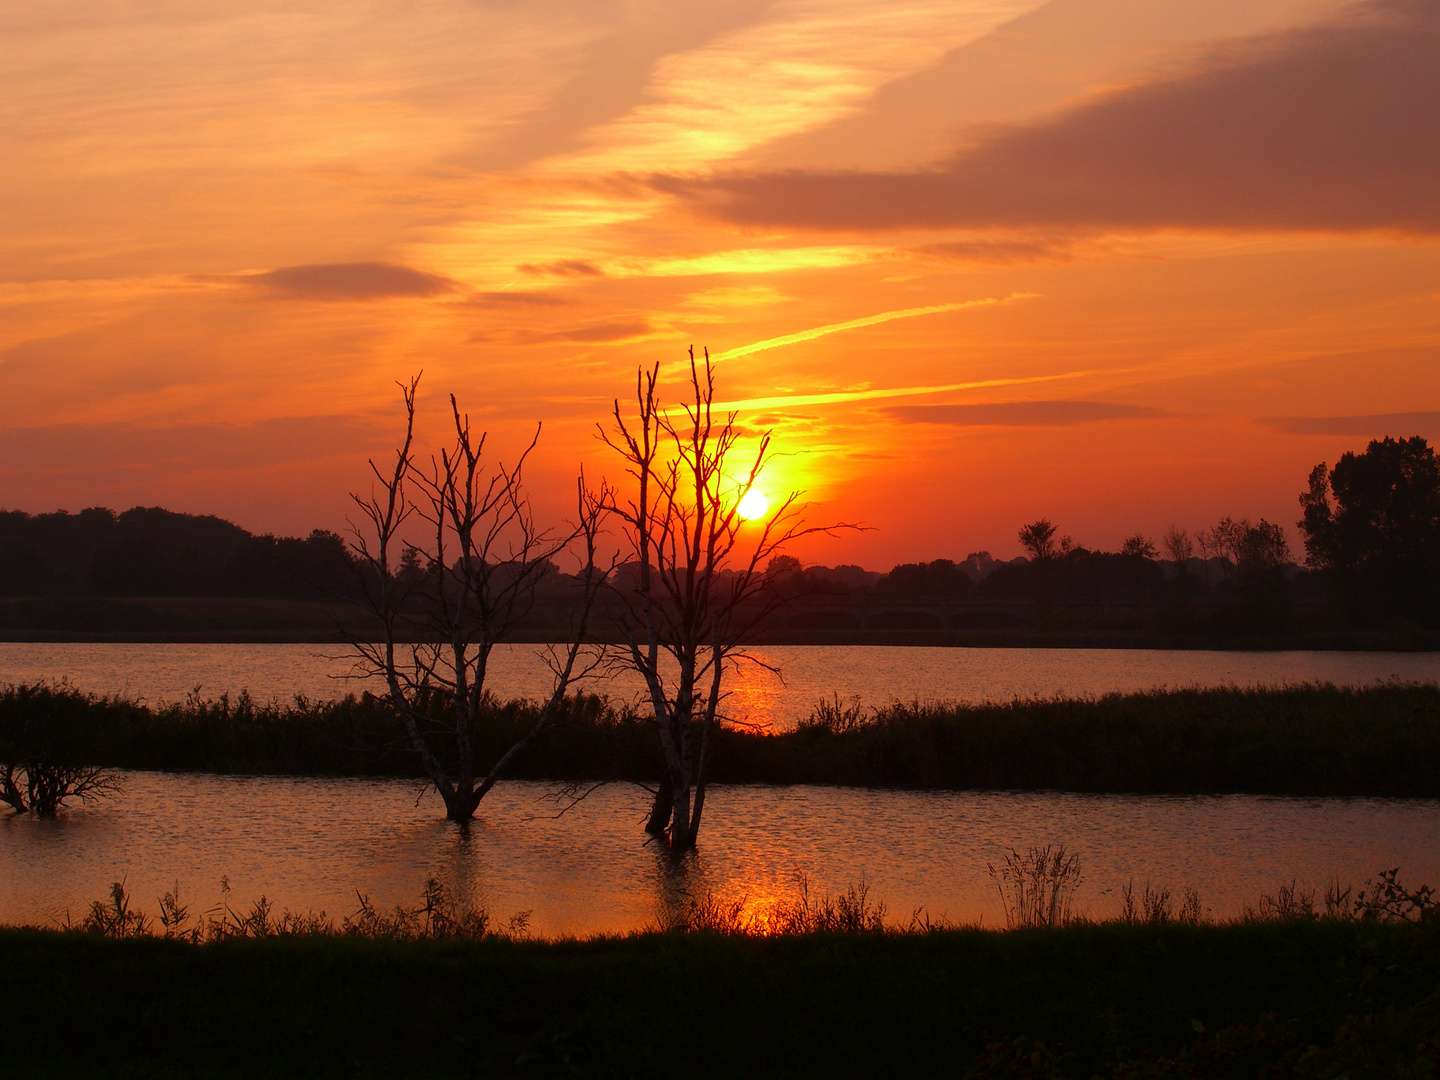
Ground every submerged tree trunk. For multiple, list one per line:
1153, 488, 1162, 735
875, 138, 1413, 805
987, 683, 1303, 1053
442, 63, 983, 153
644, 773, 673, 836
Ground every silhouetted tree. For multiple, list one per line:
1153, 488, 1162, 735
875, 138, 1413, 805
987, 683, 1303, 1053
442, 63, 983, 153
1018, 519, 1060, 562
876, 559, 973, 598
1018, 519, 1072, 617
348, 375, 606, 821
1120, 533, 1159, 560
1300, 436, 1440, 625
1200, 516, 1293, 632
0, 687, 120, 816
1163, 525, 1193, 570
601, 350, 846, 852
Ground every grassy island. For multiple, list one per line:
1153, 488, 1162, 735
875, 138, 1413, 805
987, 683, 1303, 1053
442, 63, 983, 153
4, 680, 1440, 798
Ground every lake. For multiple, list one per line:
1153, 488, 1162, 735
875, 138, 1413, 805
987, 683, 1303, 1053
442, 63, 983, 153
2, 641, 1438, 730
3, 642, 1438, 936
3, 774, 1436, 937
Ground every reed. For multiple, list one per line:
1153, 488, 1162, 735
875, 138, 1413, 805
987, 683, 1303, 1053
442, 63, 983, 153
4, 680, 1440, 797
3, 883, 1436, 1079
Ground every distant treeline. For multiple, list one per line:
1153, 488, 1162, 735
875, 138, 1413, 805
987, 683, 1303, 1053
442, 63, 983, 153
5, 681, 1438, 798
0, 506, 352, 600
1, 435, 1435, 640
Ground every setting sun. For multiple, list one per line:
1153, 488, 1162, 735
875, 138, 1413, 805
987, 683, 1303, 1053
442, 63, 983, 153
737, 490, 770, 521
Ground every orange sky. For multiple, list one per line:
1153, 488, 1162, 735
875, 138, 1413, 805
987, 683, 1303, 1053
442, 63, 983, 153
2, 0, 1437, 567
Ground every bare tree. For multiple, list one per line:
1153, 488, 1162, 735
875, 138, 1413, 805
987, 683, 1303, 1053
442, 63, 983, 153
599, 350, 847, 852
1163, 525, 1193, 570
1, 760, 120, 816
348, 376, 607, 821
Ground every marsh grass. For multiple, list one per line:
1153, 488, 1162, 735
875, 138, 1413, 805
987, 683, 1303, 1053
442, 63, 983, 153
1120, 880, 1206, 925
9, 868, 1438, 1077
666, 874, 889, 935
67, 875, 528, 943
988, 845, 1084, 929
6, 679, 1439, 798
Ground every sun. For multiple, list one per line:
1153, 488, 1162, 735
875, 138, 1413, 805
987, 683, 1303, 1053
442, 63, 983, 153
736, 489, 770, 521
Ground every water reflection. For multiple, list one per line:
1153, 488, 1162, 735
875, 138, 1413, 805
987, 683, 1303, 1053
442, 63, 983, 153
2, 772, 1437, 937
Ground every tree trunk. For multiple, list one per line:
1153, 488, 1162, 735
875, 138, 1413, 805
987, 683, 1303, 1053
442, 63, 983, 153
669, 784, 693, 852
645, 773, 672, 836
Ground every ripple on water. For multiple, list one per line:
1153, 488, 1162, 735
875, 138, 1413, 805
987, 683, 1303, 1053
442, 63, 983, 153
3, 772, 1437, 937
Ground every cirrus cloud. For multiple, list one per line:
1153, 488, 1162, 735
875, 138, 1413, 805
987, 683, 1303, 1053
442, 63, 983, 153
886, 401, 1172, 426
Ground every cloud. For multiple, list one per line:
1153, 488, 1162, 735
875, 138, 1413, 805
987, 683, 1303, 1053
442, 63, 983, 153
663, 0, 1440, 235
246, 263, 457, 301
914, 239, 1067, 264
517, 260, 605, 278
518, 320, 653, 344
711, 294, 1031, 361
1259, 412, 1440, 437
466, 291, 570, 308
0, 416, 383, 477
886, 401, 1170, 426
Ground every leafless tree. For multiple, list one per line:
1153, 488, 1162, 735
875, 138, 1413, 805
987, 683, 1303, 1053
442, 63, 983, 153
1163, 525, 1193, 569
1, 760, 120, 816
599, 350, 848, 852
348, 375, 607, 821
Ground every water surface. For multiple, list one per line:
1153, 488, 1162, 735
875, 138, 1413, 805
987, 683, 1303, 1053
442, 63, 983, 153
3, 773, 1435, 937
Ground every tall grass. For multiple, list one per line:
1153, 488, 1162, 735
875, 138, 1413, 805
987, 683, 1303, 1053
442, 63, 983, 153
988, 845, 1083, 929
65, 876, 528, 942
5, 680, 1440, 796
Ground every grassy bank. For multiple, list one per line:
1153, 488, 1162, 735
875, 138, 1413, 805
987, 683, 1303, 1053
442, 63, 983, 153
4, 681, 1440, 797
1, 915, 1436, 1078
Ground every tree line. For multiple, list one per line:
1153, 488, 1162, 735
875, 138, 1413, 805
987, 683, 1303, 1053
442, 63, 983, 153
2, 438, 1436, 640
0, 505, 353, 599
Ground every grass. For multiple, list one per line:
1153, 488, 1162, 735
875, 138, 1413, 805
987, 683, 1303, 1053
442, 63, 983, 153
2, 890, 1437, 1078
5, 679, 1440, 796
5, 860, 1438, 1077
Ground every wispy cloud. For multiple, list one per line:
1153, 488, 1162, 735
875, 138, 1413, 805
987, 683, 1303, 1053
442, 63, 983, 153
711, 364, 1139, 412
245, 263, 456, 301
887, 400, 1171, 426
711, 293, 1035, 361
1259, 412, 1440, 436
517, 260, 606, 278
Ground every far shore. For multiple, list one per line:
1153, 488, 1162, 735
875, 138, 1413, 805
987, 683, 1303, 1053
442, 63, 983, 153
0, 594, 1434, 651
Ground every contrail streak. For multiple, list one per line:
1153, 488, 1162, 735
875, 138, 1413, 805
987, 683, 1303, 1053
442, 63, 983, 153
711, 365, 1148, 413
709, 292, 1037, 362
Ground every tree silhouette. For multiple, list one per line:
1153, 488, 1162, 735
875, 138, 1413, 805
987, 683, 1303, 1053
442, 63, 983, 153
600, 350, 847, 852
348, 376, 606, 821
1017, 519, 1072, 617
1300, 436, 1440, 625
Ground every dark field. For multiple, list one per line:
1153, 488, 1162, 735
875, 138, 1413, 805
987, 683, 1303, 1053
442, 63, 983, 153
5, 681, 1440, 797
2, 917, 1436, 1078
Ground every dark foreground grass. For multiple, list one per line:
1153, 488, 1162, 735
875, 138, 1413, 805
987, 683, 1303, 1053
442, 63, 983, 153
5, 680, 1440, 796
2, 918, 1437, 1078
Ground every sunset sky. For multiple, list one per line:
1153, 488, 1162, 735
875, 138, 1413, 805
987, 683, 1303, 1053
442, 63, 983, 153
3, 0, 1437, 567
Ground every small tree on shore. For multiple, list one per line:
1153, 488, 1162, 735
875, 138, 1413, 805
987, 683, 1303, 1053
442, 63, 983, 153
600, 350, 845, 852
1018, 519, 1072, 617
349, 376, 606, 821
